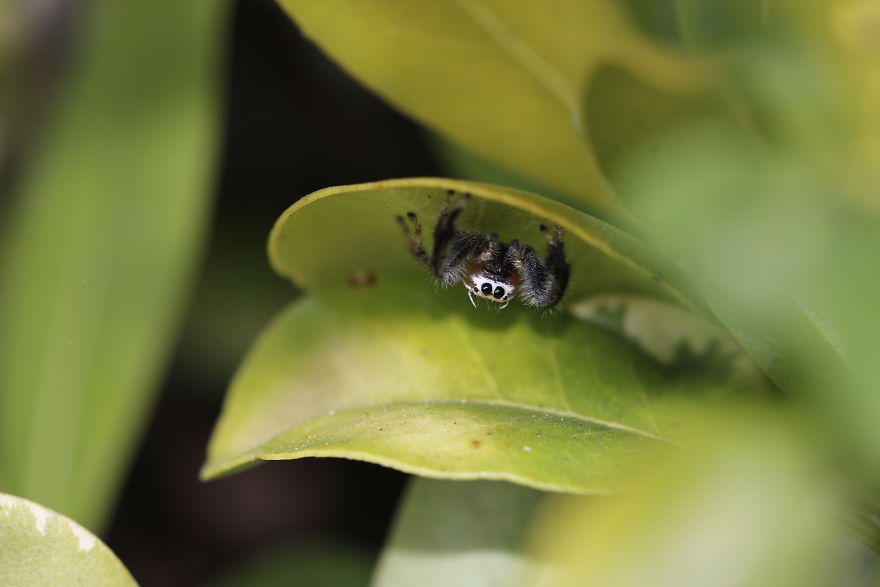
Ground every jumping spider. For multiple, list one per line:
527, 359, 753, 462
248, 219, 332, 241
397, 193, 570, 309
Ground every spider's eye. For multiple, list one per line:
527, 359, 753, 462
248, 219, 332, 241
480, 283, 493, 295
493, 286, 505, 299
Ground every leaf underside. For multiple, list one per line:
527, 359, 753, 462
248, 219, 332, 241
277, 0, 710, 211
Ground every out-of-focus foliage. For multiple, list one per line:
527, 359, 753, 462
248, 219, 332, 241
571, 294, 766, 387
203, 179, 759, 491
427, 132, 572, 206
0, 0, 228, 530
275, 0, 714, 213
609, 1, 880, 486
0, 493, 136, 586
177, 239, 295, 392
373, 479, 545, 587
526, 416, 870, 587
0, 0, 22, 165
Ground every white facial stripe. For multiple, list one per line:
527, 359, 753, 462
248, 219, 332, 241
466, 277, 516, 300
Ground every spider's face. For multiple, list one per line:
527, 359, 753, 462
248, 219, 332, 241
465, 272, 517, 308
398, 199, 569, 310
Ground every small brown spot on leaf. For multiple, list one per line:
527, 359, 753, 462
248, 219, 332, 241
470, 439, 481, 448
346, 270, 377, 289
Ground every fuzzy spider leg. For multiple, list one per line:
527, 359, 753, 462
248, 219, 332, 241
396, 212, 429, 267
439, 232, 488, 285
538, 224, 571, 307
540, 224, 570, 279
400, 196, 485, 285
429, 194, 470, 273
471, 231, 510, 284
506, 225, 570, 308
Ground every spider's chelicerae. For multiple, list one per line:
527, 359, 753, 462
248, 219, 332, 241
397, 193, 571, 309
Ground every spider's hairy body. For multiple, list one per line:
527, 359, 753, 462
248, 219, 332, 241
397, 193, 570, 310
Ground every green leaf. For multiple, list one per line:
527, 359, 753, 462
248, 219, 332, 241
0, 493, 136, 586
276, 0, 710, 211
373, 479, 546, 587
202, 290, 699, 491
202, 180, 744, 491
427, 132, 571, 206
583, 64, 741, 206
0, 0, 228, 529
571, 294, 767, 388
611, 89, 880, 479
266, 178, 702, 311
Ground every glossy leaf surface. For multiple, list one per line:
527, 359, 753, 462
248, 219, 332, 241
203, 180, 738, 492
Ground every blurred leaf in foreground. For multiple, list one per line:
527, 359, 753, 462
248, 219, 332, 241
572, 293, 767, 389
0, 493, 135, 586
0, 0, 228, 529
373, 479, 545, 587
562, 0, 880, 489
616, 23, 880, 484
527, 413, 874, 587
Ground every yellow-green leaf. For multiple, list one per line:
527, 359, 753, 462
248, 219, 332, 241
267, 177, 702, 311
202, 287, 722, 492
276, 0, 710, 211
202, 180, 744, 491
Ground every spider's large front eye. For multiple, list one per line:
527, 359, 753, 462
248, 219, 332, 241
480, 283, 492, 295
493, 286, 505, 299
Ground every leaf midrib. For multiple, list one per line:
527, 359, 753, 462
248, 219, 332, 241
212, 397, 670, 467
